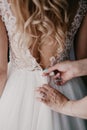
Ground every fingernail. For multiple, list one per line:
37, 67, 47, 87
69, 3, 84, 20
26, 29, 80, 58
49, 72, 54, 76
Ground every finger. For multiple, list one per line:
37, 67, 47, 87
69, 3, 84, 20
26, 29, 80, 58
60, 80, 66, 85
36, 97, 48, 104
36, 84, 52, 94
56, 80, 66, 86
43, 65, 59, 75
53, 73, 61, 79
36, 85, 48, 92
56, 81, 62, 86
61, 72, 73, 83
35, 87, 49, 99
42, 84, 52, 91
35, 87, 42, 92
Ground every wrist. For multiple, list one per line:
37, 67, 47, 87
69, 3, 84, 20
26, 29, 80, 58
70, 61, 82, 78
60, 100, 75, 117
72, 59, 87, 77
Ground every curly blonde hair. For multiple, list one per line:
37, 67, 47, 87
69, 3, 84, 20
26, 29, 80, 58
11, 0, 69, 57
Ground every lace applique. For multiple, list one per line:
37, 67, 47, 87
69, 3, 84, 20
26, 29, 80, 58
0, 0, 42, 71
0, 0, 87, 70
56, 0, 87, 62
40, 0, 87, 64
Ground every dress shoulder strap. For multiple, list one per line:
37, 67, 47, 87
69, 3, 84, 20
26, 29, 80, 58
57, 0, 87, 62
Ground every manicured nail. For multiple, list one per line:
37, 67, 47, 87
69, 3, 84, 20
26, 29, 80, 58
49, 72, 54, 76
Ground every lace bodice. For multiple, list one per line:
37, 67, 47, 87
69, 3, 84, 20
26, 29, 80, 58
60, 0, 87, 62
0, 0, 87, 71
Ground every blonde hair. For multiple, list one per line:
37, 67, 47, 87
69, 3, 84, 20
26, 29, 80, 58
11, 0, 69, 56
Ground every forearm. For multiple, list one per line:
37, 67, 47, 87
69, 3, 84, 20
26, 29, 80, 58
61, 96, 87, 119
71, 59, 87, 78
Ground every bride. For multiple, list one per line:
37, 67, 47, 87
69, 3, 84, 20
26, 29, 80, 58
0, 0, 87, 130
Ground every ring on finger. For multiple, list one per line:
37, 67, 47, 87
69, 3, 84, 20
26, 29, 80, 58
41, 92, 47, 98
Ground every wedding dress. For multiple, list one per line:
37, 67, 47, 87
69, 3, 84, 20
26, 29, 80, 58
0, 0, 87, 130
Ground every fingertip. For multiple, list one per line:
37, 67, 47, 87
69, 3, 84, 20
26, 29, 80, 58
43, 67, 53, 74
60, 80, 66, 85
36, 97, 47, 104
35, 86, 42, 91
42, 73, 48, 76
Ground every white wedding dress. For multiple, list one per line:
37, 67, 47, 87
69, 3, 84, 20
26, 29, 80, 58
0, 0, 87, 130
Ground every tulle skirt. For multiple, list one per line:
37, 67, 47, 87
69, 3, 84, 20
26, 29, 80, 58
0, 63, 87, 130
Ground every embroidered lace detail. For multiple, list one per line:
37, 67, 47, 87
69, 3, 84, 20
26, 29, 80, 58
0, 0, 87, 70
57, 0, 87, 62
0, 0, 42, 71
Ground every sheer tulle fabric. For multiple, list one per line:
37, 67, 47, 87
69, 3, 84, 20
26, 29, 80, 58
0, 0, 87, 130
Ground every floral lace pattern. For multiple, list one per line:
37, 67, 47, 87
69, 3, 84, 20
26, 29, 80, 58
0, 0, 42, 71
0, 0, 87, 70
58, 0, 87, 62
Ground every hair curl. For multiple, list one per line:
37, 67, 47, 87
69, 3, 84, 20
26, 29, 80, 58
11, 0, 69, 57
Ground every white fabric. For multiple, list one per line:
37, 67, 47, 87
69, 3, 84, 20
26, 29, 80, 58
0, 0, 87, 130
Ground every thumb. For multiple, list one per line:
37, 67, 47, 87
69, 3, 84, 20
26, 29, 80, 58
61, 73, 72, 83
43, 64, 59, 76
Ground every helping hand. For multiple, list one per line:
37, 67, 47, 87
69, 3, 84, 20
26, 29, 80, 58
43, 60, 77, 85
36, 84, 69, 112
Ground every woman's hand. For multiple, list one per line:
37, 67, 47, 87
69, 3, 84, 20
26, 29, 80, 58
36, 84, 87, 119
43, 60, 84, 84
36, 84, 69, 112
